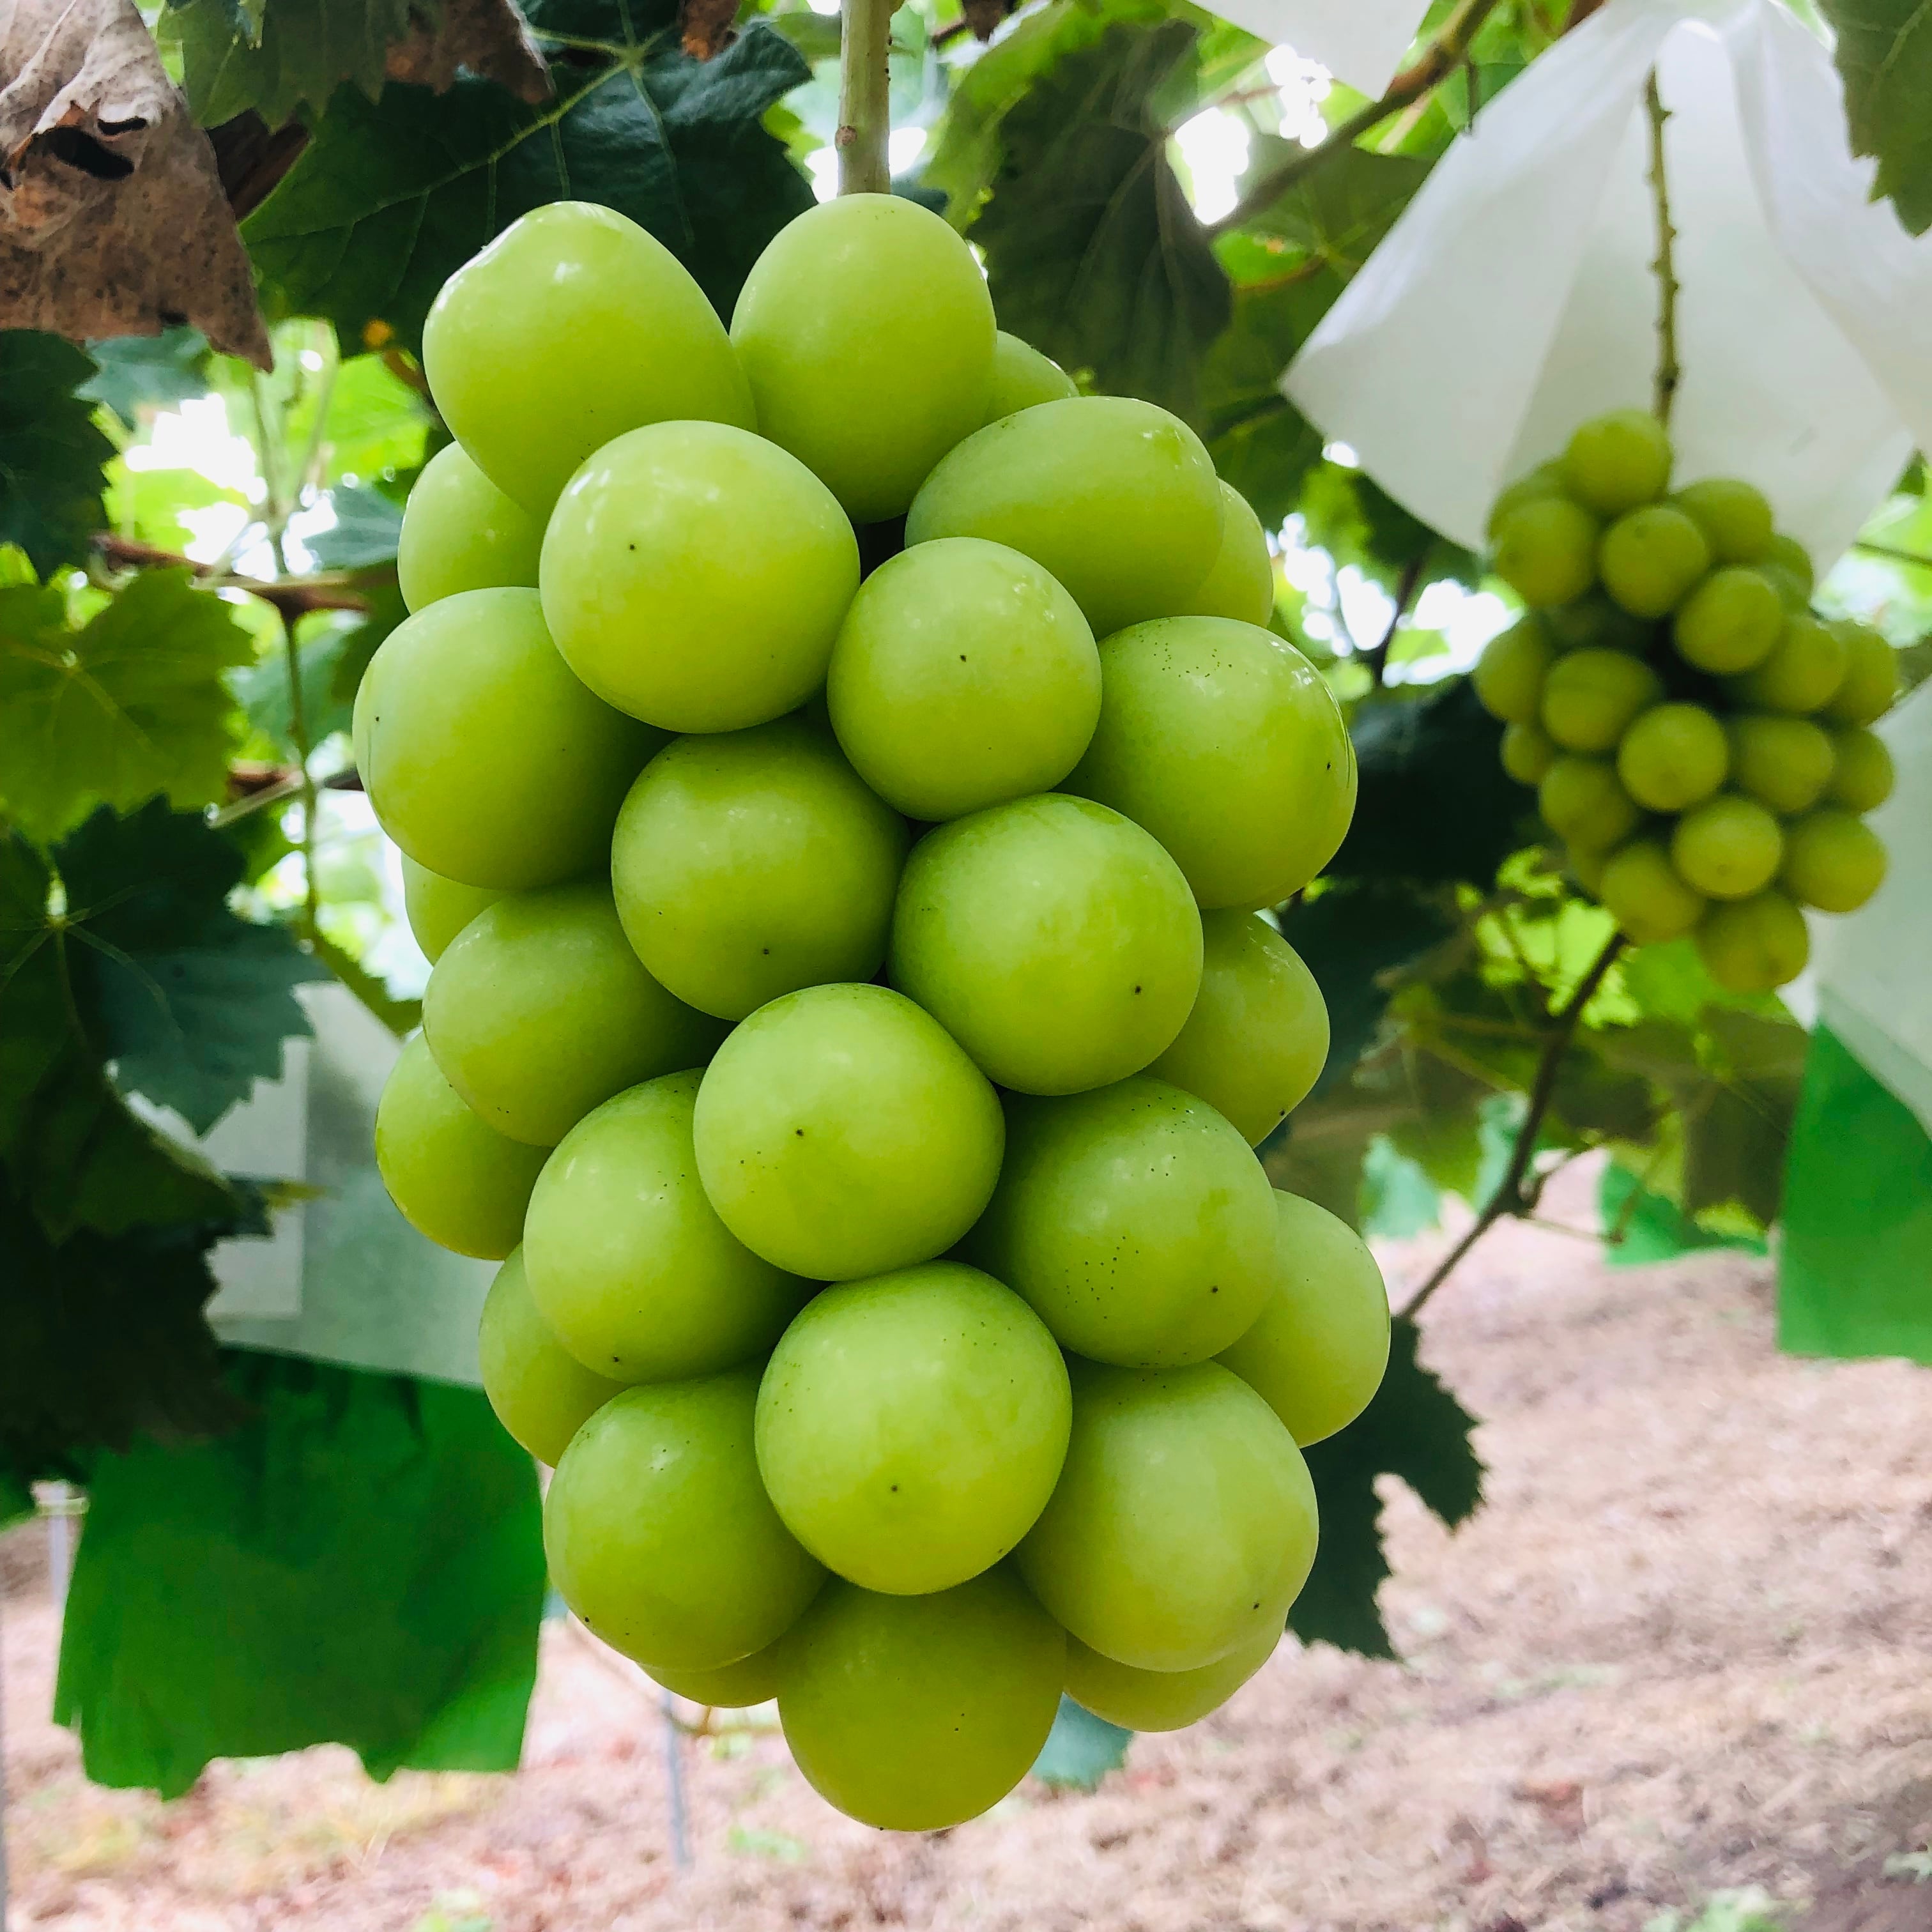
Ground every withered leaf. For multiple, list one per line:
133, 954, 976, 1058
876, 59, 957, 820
385, 0, 549, 102
962, 0, 1011, 43
678, 0, 736, 61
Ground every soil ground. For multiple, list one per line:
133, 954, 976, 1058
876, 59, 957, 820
6, 1162, 1932, 1932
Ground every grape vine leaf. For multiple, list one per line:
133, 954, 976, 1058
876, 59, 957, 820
1031, 1695, 1133, 1790
0, 566, 256, 844
1819, 0, 1932, 236
1288, 1317, 1484, 1660
80, 328, 213, 431
1200, 286, 1327, 530
0, 334, 114, 579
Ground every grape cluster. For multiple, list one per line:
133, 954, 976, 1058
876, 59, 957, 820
360, 197, 1384, 1831
1477, 410, 1896, 991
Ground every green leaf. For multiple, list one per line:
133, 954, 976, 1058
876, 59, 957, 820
0, 568, 255, 845
1820, 0, 1932, 236
1599, 1162, 1766, 1269
0, 334, 114, 579
169, 0, 425, 127
1031, 1694, 1132, 1790
307, 482, 404, 570
231, 617, 361, 755
1222, 141, 1427, 289
288, 353, 431, 491
1199, 284, 1326, 528
81, 330, 213, 431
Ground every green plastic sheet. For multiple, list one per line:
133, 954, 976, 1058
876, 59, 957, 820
54, 1353, 546, 1798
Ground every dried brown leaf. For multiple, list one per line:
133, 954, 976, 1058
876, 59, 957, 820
962, 0, 1011, 43
678, 0, 737, 61
385, 0, 550, 105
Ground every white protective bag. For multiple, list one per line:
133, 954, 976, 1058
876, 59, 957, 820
1204, 0, 1429, 96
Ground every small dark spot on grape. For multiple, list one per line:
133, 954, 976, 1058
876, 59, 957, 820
628, 543, 636, 551
959, 655, 967, 662
761, 946, 770, 954
890, 1483, 899, 1492
795, 1128, 804, 1137
1133, 985, 1142, 994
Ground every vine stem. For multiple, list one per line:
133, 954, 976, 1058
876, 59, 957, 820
836, 0, 894, 195
1643, 69, 1681, 427
279, 608, 323, 949
1363, 551, 1430, 687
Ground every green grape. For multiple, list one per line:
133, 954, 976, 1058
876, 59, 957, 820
1615, 702, 1728, 811
1671, 567, 1784, 674
422, 883, 725, 1146
1185, 482, 1275, 626
1669, 794, 1784, 900
610, 716, 909, 1021
985, 330, 1077, 421
1766, 532, 1816, 597
422, 201, 753, 517
1063, 616, 1356, 910
1725, 714, 1836, 815
522, 1071, 811, 1382
1501, 721, 1557, 785
1490, 497, 1599, 608
1064, 1619, 1280, 1734
1542, 592, 1654, 656
353, 588, 656, 890
1728, 613, 1848, 715
545, 1368, 824, 1672
1669, 478, 1775, 564
477, 1247, 624, 1466
905, 395, 1224, 638
1539, 647, 1663, 753
731, 195, 996, 523
1696, 889, 1809, 992
778, 1570, 1064, 1831
645, 1647, 785, 1709
1216, 1190, 1388, 1446
1827, 727, 1895, 811
1483, 460, 1565, 540
399, 855, 504, 965
1560, 408, 1672, 515
693, 983, 1005, 1280
755, 1262, 1071, 1595
1538, 756, 1640, 850
1823, 621, 1898, 726
539, 420, 860, 734
1471, 617, 1554, 725
1597, 838, 1706, 945
1567, 842, 1609, 896
968, 1077, 1278, 1367
373, 1034, 547, 1259
825, 537, 1101, 822
890, 794, 1202, 1096
1147, 910, 1330, 1146
395, 443, 542, 612
1779, 808, 1888, 913
1015, 1360, 1316, 1672
1597, 505, 1712, 618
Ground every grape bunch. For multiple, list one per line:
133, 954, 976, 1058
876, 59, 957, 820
1477, 409, 1896, 991
360, 195, 1383, 1832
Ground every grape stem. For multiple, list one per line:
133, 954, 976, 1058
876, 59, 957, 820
836, 0, 894, 195
1396, 927, 1626, 1321
1644, 69, 1682, 427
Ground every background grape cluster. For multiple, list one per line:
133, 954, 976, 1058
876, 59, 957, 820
1476, 410, 1897, 992
357, 194, 1390, 1832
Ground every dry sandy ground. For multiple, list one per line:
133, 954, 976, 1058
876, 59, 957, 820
6, 1165, 1932, 1932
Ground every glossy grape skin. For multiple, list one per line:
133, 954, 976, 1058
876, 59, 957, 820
1598, 838, 1707, 945
1016, 1360, 1316, 1673
1766, 533, 1816, 597
539, 421, 860, 735
399, 855, 504, 965
1064, 1618, 1280, 1733
755, 1262, 1071, 1595
1597, 505, 1711, 618
1560, 408, 1671, 515
477, 1247, 624, 1465
1501, 721, 1557, 785
1725, 714, 1836, 816
1147, 911, 1329, 1146
1823, 622, 1898, 726
396, 443, 542, 611
1185, 483, 1275, 626
731, 194, 995, 523
825, 537, 1100, 822
891, 794, 1201, 1096
1539, 756, 1640, 850
907, 395, 1224, 638
1696, 889, 1809, 992
1065, 616, 1356, 910
545, 1368, 824, 1672
1729, 613, 1848, 715
1216, 1190, 1389, 1446
1484, 461, 1565, 540
985, 330, 1078, 420
422, 202, 753, 516
693, 983, 1005, 1281
353, 588, 656, 890
373, 1034, 547, 1259
1490, 497, 1598, 608
1671, 478, 1775, 564
522, 1071, 810, 1382
1779, 808, 1888, 913
1539, 648, 1663, 753
1670, 794, 1784, 900
1616, 702, 1728, 811
1672, 567, 1784, 674
1827, 728, 1895, 811
1472, 618, 1554, 725
611, 716, 908, 1020
647, 1648, 785, 1709
969, 1077, 1278, 1368
778, 1570, 1064, 1831
422, 882, 725, 1147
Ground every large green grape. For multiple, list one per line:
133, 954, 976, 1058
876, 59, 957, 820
646, 1647, 785, 1710
477, 1247, 624, 1465
985, 330, 1077, 420
1827, 728, 1895, 811
1560, 408, 1671, 515
1539, 648, 1663, 753
1064, 1620, 1280, 1734
353, 588, 656, 890
422, 883, 725, 1146
1597, 838, 1706, 944
755, 1262, 1071, 1595
1597, 504, 1710, 617
1544, 592, 1655, 655
730, 195, 995, 523
1615, 702, 1728, 810
1725, 714, 1836, 815
1015, 1360, 1315, 1672
539, 421, 860, 734
399, 855, 503, 965
1779, 808, 1888, 912
1484, 461, 1565, 539
395, 443, 542, 611
522, 1072, 810, 1382
1672, 567, 1784, 674
1671, 478, 1774, 564
1765, 533, 1816, 599
1729, 613, 1848, 714
421, 202, 753, 517
778, 1570, 1064, 1831
545, 1368, 824, 1671
374, 1034, 547, 1259
1147, 911, 1329, 1146
1185, 482, 1275, 626
693, 983, 1004, 1280
1696, 889, 1809, 992
1501, 722, 1557, 785
1823, 622, 1898, 726
889, 794, 1202, 1096
969, 1077, 1278, 1367
1490, 497, 1598, 608
610, 716, 908, 1020
1538, 756, 1640, 850
1216, 1190, 1389, 1446
1064, 616, 1356, 909
905, 395, 1224, 638
1670, 794, 1784, 900
825, 537, 1100, 821
1471, 618, 1554, 725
